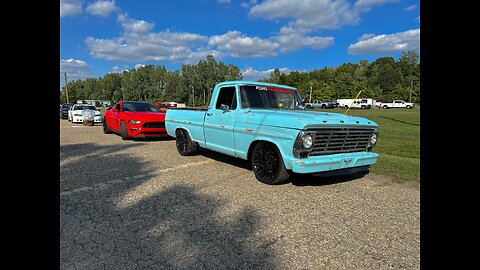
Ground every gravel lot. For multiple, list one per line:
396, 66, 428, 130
60, 119, 420, 269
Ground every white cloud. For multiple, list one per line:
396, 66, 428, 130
117, 14, 155, 34
87, 14, 211, 62
86, 11, 338, 64
217, 0, 231, 3
60, 59, 90, 73
404, 4, 417, 11
134, 64, 145, 69
276, 26, 334, 52
354, 0, 399, 12
241, 0, 257, 8
242, 66, 290, 81
60, 59, 93, 90
348, 29, 420, 55
60, 0, 83, 18
208, 31, 278, 58
86, 0, 120, 17
357, 33, 376, 41
249, 0, 359, 31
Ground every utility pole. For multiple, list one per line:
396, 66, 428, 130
64, 72, 69, 104
409, 79, 413, 103
309, 82, 313, 103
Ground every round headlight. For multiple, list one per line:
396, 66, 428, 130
302, 134, 313, 148
370, 133, 377, 145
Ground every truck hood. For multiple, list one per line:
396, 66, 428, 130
242, 109, 378, 130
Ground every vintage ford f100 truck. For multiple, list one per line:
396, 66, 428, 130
165, 81, 379, 185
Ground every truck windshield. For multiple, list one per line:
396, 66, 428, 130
239, 85, 305, 110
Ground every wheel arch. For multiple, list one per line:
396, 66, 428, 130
246, 139, 292, 170
174, 126, 201, 147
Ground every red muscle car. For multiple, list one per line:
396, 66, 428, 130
103, 101, 168, 140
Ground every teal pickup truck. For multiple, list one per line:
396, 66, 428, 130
166, 81, 379, 185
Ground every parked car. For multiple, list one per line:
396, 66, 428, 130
103, 101, 168, 140
322, 100, 336, 108
166, 81, 379, 185
305, 100, 335, 109
59, 104, 73, 119
68, 104, 101, 123
379, 100, 414, 109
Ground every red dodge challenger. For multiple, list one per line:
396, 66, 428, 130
103, 101, 168, 140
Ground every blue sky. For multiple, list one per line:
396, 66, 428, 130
60, 0, 420, 90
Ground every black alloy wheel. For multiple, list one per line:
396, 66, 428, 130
103, 119, 112, 134
175, 129, 198, 156
251, 142, 290, 185
120, 121, 131, 140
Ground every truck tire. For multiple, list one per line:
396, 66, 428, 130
383, 105, 389, 109
406, 105, 412, 109
306, 105, 312, 109
251, 142, 290, 185
175, 129, 198, 156
361, 105, 366, 109
103, 118, 112, 134
321, 104, 326, 109
120, 121, 131, 140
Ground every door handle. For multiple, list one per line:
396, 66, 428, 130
206, 112, 213, 116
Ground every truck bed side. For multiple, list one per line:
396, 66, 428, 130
165, 108, 207, 147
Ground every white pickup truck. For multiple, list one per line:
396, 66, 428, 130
377, 100, 414, 109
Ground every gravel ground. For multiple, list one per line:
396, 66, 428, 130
60, 120, 420, 269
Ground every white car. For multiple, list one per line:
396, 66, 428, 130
68, 104, 102, 123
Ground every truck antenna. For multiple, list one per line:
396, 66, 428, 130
344, 90, 362, 115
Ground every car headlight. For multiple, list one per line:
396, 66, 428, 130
302, 134, 313, 148
128, 120, 141, 124
294, 131, 314, 158
370, 133, 377, 145
367, 131, 378, 151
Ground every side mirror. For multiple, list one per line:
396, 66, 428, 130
112, 108, 118, 112
220, 104, 230, 112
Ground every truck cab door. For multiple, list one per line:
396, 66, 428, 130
203, 86, 238, 156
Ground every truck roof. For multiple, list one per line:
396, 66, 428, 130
216, 80, 297, 90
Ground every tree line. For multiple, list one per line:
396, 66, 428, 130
60, 50, 419, 106
60, 55, 243, 107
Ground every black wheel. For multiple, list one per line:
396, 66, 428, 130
306, 105, 312, 109
120, 121, 131, 140
175, 129, 198, 156
406, 105, 412, 109
251, 142, 290, 185
321, 105, 326, 109
361, 105, 366, 109
103, 118, 112, 134
383, 105, 388, 109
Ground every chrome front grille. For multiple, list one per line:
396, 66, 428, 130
309, 128, 374, 156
